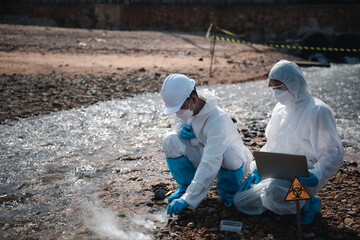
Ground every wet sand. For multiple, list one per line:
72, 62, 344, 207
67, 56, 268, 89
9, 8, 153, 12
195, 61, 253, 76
0, 24, 359, 239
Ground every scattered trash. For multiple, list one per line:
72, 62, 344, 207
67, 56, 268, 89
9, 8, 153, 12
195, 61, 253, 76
220, 220, 242, 232
95, 38, 106, 43
78, 42, 86, 47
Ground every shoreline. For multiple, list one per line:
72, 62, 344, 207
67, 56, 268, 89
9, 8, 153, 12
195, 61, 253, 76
0, 70, 272, 123
1, 24, 359, 239
0, 23, 301, 122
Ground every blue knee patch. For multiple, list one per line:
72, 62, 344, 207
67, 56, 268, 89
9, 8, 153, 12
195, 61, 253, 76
166, 156, 195, 186
166, 156, 196, 203
217, 164, 244, 207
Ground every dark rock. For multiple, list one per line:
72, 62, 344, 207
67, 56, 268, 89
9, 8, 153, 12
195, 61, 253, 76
173, 225, 182, 231
154, 189, 165, 200
303, 232, 316, 239
335, 32, 360, 49
243, 132, 253, 138
187, 222, 195, 228
250, 131, 258, 136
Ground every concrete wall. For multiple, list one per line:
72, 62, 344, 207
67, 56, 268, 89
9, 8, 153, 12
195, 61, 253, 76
1, 2, 359, 43
3, 0, 358, 4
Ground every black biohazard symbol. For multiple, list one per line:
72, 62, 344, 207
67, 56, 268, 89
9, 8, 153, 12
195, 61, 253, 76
290, 183, 305, 198
285, 177, 311, 202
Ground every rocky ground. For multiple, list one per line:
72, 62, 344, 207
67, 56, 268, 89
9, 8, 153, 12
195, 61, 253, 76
154, 170, 360, 240
147, 121, 360, 240
0, 23, 300, 122
0, 24, 359, 240
152, 128, 360, 240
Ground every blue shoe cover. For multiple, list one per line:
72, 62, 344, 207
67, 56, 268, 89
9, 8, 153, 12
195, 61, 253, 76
217, 164, 244, 207
291, 195, 321, 225
166, 156, 196, 203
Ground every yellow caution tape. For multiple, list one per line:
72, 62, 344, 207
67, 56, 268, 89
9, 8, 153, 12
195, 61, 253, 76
212, 35, 360, 52
206, 24, 360, 53
215, 25, 247, 38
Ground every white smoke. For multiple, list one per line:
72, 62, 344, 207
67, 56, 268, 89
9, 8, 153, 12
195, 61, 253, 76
84, 205, 154, 240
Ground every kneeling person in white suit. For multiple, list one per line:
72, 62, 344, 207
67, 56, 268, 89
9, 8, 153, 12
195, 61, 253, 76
161, 73, 252, 216
234, 60, 344, 225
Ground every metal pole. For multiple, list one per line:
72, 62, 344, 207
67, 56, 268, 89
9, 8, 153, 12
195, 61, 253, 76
296, 200, 302, 240
209, 34, 216, 78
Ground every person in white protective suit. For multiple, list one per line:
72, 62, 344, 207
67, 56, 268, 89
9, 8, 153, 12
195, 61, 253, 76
234, 60, 344, 225
161, 73, 252, 216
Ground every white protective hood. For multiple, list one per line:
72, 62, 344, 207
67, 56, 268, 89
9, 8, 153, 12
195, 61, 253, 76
260, 60, 344, 194
269, 59, 312, 105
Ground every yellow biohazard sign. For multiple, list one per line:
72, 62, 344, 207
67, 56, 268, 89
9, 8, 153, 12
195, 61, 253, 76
285, 177, 311, 201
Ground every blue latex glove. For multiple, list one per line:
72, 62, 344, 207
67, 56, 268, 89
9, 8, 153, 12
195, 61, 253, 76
167, 199, 189, 216
180, 124, 195, 139
299, 171, 318, 187
168, 185, 187, 203
239, 169, 261, 191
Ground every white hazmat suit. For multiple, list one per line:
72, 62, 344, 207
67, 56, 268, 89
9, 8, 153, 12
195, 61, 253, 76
234, 60, 344, 215
163, 91, 252, 209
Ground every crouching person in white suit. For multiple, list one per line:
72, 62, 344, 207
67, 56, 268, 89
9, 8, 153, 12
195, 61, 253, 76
234, 60, 344, 225
161, 73, 253, 216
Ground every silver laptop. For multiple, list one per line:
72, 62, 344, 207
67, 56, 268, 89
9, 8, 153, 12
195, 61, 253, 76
254, 151, 309, 180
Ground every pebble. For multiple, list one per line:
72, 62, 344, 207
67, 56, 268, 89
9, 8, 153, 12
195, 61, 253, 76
303, 232, 316, 239
187, 222, 195, 228
173, 225, 182, 231
153, 189, 165, 200
344, 218, 354, 225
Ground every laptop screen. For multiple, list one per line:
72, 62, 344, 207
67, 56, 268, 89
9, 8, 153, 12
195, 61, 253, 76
254, 151, 309, 180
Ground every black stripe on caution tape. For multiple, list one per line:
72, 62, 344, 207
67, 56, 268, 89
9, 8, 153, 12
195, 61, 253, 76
213, 35, 359, 53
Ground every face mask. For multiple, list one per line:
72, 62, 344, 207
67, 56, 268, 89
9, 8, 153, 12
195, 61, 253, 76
176, 109, 193, 121
176, 100, 193, 121
273, 89, 295, 104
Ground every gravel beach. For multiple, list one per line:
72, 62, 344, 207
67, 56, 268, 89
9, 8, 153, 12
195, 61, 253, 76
0, 24, 359, 240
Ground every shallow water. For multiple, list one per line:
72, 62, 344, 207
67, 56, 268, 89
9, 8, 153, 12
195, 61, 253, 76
0, 63, 359, 239
0, 93, 171, 239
